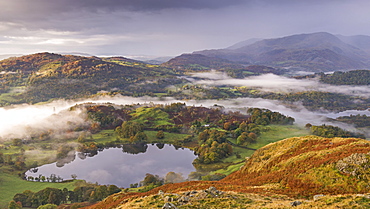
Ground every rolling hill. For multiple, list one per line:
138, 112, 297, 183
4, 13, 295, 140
0, 52, 182, 105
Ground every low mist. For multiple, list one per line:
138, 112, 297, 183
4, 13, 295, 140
190, 72, 370, 98
0, 94, 368, 141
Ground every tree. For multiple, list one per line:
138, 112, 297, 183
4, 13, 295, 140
165, 172, 184, 183
107, 185, 121, 195
237, 132, 248, 145
239, 121, 247, 131
141, 173, 163, 186
223, 122, 231, 130
90, 185, 108, 202
305, 123, 312, 129
13, 192, 31, 207
77, 132, 87, 143
47, 191, 57, 205
115, 121, 143, 138
32, 188, 64, 207
8, 200, 22, 209
130, 132, 148, 143
247, 132, 257, 142
156, 130, 165, 139
71, 174, 77, 180
12, 138, 23, 146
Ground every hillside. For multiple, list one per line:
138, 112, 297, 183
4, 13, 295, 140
175, 32, 370, 72
0, 53, 182, 105
162, 53, 246, 71
161, 53, 284, 77
86, 136, 370, 208
337, 34, 370, 55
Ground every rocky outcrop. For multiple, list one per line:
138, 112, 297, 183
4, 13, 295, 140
336, 152, 370, 179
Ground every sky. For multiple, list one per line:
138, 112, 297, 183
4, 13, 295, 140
1, 0, 370, 57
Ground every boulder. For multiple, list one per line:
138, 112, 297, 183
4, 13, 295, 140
162, 202, 178, 209
313, 194, 325, 201
290, 201, 302, 206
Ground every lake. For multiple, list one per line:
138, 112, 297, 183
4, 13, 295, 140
25, 144, 197, 188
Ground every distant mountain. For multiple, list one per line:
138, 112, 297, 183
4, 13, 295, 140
162, 53, 246, 70
143, 56, 173, 64
336, 34, 370, 54
226, 38, 262, 50
0, 54, 23, 61
161, 53, 285, 77
189, 32, 370, 72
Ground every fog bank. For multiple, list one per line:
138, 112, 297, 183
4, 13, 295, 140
1, 95, 367, 140
190, 72, 370, 98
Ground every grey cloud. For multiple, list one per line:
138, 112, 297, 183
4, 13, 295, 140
1, 0, 247, 16
1, 0, 370, 56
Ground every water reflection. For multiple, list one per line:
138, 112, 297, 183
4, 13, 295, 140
26, 144, 197, 188
121, 143, 148, 154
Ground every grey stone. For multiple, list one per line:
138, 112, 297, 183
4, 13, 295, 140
164, 196, 174, 202
206, 186, 218, 193
178, 196, 190, 203
162, 202, 178, 209
290, 201, 302, 206
313, 194, 325, 201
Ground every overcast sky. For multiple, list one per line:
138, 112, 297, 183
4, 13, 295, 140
1, 0, 370, 57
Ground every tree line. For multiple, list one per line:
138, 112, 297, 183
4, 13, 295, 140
12, 184, 121, 208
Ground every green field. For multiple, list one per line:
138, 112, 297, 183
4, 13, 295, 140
0, 172, 78, 208
212, 125, 309, 175
249, 125, 310, 149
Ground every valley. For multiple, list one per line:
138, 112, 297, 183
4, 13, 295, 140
0, 32, 369, 208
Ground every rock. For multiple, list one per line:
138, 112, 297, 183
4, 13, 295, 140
205, 186, 223, 197
197, 191, 208, 199
164, 196, 175, 202
178, 195, 190, 203
158, 190, 164, 195
206, 186, 218, 193
162, 202, 178, 209
313, 194, 325, 201
290, 201, 302, 206
336, 153, 370, 178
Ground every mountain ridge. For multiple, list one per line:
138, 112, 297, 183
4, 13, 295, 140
165, 32, 370, 72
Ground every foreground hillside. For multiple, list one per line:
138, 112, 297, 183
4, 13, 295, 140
87, 136, 370, 208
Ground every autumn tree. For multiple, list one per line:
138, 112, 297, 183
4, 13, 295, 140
165, 172, 184, 183
8, 200, 22, 209
115, 121, 143, 138
141, 173, 163, 186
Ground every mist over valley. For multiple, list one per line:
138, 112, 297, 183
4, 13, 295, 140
1, 0, 370, 207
